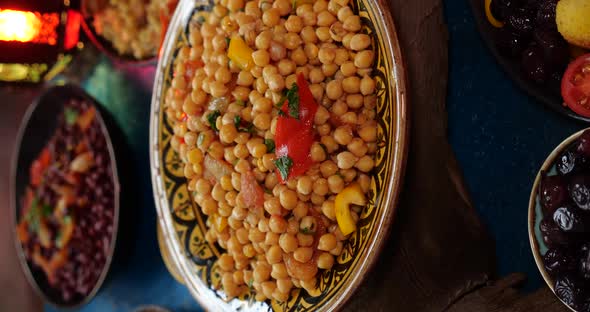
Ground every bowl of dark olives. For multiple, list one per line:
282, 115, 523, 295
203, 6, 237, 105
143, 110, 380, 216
529, 128, 590, 311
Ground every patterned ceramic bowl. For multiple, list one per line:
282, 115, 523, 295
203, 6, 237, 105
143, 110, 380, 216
149, 0, 408, 310
528, 129, 589, 312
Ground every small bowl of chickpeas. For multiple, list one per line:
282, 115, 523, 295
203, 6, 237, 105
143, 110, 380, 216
80, 0, 178, 64
149, 0, 409, 310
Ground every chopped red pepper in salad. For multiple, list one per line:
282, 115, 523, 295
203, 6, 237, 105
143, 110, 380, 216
274, 73, 319, 183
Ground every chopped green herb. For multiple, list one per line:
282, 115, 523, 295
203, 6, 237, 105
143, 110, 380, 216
277, 83, 299, 119
55, 231, 63, 248
300, 227, 315, 235
225, 37, 230, 46
41, 204, 52, 217
264, 139, 275, 153
64, 108, 78, 126
273, 156, 293, 181
234, 115, 254, 133
248, 278, 254, 288
197, 133, 205, 146
25, 198, 40, 233
197, 15, 206, 24
207, 110, 221, 132
236, 99, 246, 106
63, 215, 72, 225
292, 0, 297, 10
264, 188, 272, 195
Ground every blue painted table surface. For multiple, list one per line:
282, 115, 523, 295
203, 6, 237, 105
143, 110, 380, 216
46, 1, 585, 311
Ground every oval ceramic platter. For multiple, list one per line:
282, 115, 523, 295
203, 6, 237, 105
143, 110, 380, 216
149, 0, 408, 310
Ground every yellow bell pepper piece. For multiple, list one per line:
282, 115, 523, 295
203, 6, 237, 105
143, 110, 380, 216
214, 214, 228, 232
227, 36, 254, 70
335, 183, 366, 236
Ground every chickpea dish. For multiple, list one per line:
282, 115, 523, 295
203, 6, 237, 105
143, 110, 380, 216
164, 0, 377, 302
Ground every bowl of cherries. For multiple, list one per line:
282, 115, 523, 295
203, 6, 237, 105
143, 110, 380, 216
530, 128, 590, 311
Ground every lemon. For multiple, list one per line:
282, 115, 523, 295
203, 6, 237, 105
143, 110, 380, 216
556, 0, 590, 49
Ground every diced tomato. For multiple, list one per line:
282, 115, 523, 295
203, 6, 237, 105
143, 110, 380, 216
183, 59, 204, 82
30, 148, 51, 186
240, 171, 264, 215
274, 73, 319, 183
562, 54, 590, 117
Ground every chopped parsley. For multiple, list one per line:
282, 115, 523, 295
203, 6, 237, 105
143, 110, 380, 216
264, 139, 275, 153
41, 204, 53, 217
25, 198, 40, 233
55, 231, 63, 248
236, 99, 246, 107
63, 215, 72, 225
225, 37, 230, 46
234, 115, 254, 133
273, 156, 293, 181
277, 83, 299, 119
196, 15, 206, 24
248, 278, 254, 288
207, 110, 221, 132
264, 188, 272, 195
64, 108, 78, 126
300, 226, 315, 235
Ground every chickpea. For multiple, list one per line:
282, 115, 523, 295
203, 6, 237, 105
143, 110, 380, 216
317, 252, 335, 269
356, 155, 375, 172
318, 233, 337, 251
350, 34, 371, 51
334, 126, 353, 145
342, 76, 361, 94
227, 0, 244, 11
355, 50, 374, 69
266, 245, 283, 264
358, 122, 377, 142
252, 50, 271, 67
219, 123, 238, 143
269, 41, 287, 61
285, 15, 304, 33
279, 233, 298, 253
249, 228, 265, 243
360, 75, 376, 95
327, 175, 345, 193
266, 74, 284, 92
317, 11, 336, 27
326, 80, 343, 100
294, 247, 313, 263
348, 138, 368, 157
254, 263, 271, 282
346, 94, 364, 109
237, 71, 254, 86
277, 279, 293, 294
321, 200, 336, 220
313, 0, 329, 12
262, 8, 281, 26
336, 151, 358, 169
280, 189, 298, 210
301, 26, 318, 43
256, 31, 272, 50
273, 0, 292, 15
269, 215, 288, 233
337, 6, 353, 22
318, 47, 336, 64
291, 47, 308, 66
330, 241, 344, 256
265, 232, 280, 246
293, 202, 309, 220
297, 176, 313, 195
